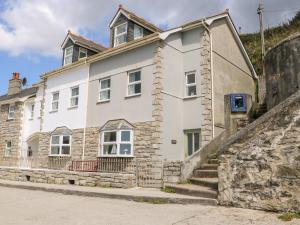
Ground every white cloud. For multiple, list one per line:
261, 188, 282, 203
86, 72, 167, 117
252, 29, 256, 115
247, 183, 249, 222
0, 0, 298, 58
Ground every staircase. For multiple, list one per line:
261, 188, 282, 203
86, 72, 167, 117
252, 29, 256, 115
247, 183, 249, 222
165, 156, 219, 206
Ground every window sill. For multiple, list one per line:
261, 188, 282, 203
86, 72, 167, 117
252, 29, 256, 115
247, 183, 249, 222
98, 155, 135, 158
97, 100, 110, 104
49, 110, 58, 114
48, 155, 71, 157
125, 94, 141, 99
7, 118, 14, 121
67, 106, 78, 110
183, 95, 198, 100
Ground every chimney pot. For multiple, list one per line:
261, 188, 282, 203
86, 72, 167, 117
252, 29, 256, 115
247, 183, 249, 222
13, 72, 20, 80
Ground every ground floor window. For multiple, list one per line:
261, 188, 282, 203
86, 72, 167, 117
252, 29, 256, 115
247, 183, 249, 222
101, 130, 133, 156
50, 135, 71, 156
185, 129, 201, 156
5, 141, 12, 157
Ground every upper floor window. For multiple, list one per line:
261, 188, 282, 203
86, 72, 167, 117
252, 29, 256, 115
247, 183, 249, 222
127, 70, 141, 96
99, 78, 111, 102
8, 105, 15, 120
134, 24, 143, 40
101, 130, 133, 157
50, 135, 71, 156
51, 92, 59, 112
114, 23, 127, 47
78, 47, 87, 59
5, 141, 12, 157
30, 104, 35, 119
70, 86, 79, 108
185, 72, 197, 97
64, 46, 73, 66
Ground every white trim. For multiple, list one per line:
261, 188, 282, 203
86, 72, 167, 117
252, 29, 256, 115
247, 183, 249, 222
185, 71, 197, 97
51, 91, 59, 112
29, 103, 35, 120
8, 104, 15, 120
78, 47, 87, 59
99, 78, 111, 102
70, 86, 79, 108
64, 46, 73, 66
134, 24, 143, 40
61, 34, 76, 49
49, 135, 72, 156
114, 22, 128, 47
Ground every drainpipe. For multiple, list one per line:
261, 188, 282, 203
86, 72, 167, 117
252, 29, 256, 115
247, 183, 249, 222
82, 58, 89, 160
202, 20, 215, 138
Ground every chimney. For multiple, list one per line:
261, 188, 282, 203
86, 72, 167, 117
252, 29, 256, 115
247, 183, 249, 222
8, 72, 22, 95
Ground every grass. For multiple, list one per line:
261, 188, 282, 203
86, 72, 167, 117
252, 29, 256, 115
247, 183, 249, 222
278, 212, 300, 221
240, 11, 300, 76
161, 187, 176, 193
177, 180, 191, 185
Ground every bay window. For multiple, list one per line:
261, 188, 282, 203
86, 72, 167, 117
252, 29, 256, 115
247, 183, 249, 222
127, 70, 141, 96
101, 130, 133, 156
114, 23, 127, 47
50, 135, 71, 156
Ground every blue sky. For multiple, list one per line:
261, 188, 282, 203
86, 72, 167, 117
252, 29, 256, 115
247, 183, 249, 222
0, 0, 299, 95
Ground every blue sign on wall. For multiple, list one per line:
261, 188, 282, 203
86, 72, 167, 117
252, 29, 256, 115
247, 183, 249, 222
230, 94, 247, 112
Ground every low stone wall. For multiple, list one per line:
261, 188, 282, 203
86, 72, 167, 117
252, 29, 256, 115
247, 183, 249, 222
0, 167, 136, 188
163, 161, 182, 183
218, 91, 300, 212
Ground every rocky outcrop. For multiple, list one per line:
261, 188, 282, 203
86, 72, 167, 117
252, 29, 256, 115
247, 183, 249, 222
218, 90, 300, 212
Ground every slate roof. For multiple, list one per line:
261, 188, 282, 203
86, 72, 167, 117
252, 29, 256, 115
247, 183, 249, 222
65, 31, 107, 52
0, 87, 38, 102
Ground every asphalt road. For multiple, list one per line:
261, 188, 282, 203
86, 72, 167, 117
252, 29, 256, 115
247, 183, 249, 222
0, 187, 297, 225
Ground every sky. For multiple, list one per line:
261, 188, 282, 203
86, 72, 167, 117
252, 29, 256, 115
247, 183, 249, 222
0, 0, 299, 95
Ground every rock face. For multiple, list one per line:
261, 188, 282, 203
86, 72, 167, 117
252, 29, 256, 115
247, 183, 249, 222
218, 91, 300, 212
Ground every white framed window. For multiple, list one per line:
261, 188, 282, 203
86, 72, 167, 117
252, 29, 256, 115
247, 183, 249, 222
29, 104, 35, 119
101, 130, 133, 157
99, 78, 111, 102
5, 141, 12, 157
114, 22, 127, 47
50, 135, 71, 156
78, 47, 87, 59
51, 92, 59, 112
185, 72, 197, 97
127, 70, 141, 96
8, 105, 15, 120
64, 46, 73, 66
185, 130, 201, 156
134, 24, 143, 39
70, 86, 79, 107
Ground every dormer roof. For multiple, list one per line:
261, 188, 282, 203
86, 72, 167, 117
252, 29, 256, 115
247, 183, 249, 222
61, 31, 107, 52
109, 5, 162, 33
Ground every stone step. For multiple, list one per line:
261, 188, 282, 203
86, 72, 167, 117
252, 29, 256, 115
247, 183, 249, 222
193, 169, 218, 178
199, 164, 219, 170
189, 177, 218, 189
165, 183, 218, 199
207, 159, 219, 164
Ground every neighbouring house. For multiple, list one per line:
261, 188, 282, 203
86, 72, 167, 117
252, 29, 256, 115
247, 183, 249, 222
0, 6, 257, 189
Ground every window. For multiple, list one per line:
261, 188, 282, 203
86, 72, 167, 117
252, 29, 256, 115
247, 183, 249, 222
29, 104, 35, 119
50, 135, 71, 156
127, 70, 141, 96
8, 105, 15, 120
5, 141, 12, 157
114, 23, 127, 47
230, 94, 247, 112
101, 130, 133, 156
185, 72, 197, 97
64, 46, 73, 65
99, 78, 111, 102
134, 24, 143, 39
185, 130, 201, 156
70, 86, 79, 107
51, 92, 59, 112
78, 47, 87, 59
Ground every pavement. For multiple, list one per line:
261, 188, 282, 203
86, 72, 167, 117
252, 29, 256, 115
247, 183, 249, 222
0, 185, 298, 225
0, 179, 216, 205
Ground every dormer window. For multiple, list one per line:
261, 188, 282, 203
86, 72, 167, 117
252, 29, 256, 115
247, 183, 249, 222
64, 46, 73, 66
134, 24, 143, 40
114, 22, 127, 47
78, 47, 87, 59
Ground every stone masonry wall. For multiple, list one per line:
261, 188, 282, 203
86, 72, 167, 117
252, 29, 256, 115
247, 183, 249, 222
200, 30, 213, 145
218, 91, 300, 212
163, 161, 182, 183
0, 102, 24, 166
0, 167, 135, 188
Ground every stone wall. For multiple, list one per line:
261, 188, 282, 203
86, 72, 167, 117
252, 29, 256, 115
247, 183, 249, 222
218, 91, 300, 212
0, 167, 135, 188
265, 33, 300, 110
163, 161, 182, 183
